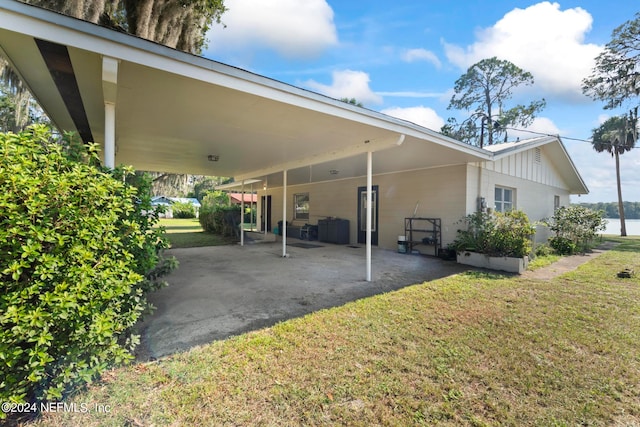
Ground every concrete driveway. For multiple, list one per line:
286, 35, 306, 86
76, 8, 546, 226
135, 241, 467, 360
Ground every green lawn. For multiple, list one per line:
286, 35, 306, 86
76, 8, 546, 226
29, 238, 640, 426
156, 218, 236, 248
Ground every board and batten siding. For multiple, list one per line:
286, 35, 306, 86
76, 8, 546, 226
469, 145, 572, 242
482, 146, 566, 189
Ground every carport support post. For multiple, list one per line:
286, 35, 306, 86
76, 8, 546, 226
366, 151, 372, 282
101, 56, 118, 169
264, 178, 268, 237
282, 169, 287, 257
104, 103, 115, 169
240, 180, 245, 246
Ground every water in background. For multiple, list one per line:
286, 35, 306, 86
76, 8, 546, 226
604, 218, 640, 236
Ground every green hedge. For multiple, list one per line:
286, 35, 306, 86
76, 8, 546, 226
0, 127, 175, 412
198, 191, 241, 237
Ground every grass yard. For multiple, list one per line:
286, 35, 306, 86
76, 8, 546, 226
157, 218, 235, 248
27, 238, 640, 426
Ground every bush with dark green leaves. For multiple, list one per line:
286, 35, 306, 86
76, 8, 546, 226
451, 210, 535, 258
0, 126, 176, 412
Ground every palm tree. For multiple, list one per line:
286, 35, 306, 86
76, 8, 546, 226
590, 108, 638, 236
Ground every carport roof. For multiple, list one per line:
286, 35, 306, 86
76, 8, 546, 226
0, 0, 495, 187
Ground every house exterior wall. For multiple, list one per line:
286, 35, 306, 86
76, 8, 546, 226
258, 164, 468, 251
256, 145, 575, 250
468, 145, 572, 242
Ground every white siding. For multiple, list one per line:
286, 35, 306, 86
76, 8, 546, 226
259, 165, 468, 250
257, 145, 575, 249
469, 145, 571, 242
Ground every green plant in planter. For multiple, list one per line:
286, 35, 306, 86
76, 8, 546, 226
452, 210, 534, 258
489, 210, 535, 258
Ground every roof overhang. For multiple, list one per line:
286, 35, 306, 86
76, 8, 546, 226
485, 136, 589, 195
0, 1, 496, 189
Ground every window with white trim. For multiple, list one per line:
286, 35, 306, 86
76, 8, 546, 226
494, 186, 514, 212
554, 195, 560, 210
293, 193, 309, 221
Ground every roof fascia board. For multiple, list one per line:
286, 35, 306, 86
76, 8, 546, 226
489, 136, 556, 160
551, 138, 589, 194
490, 136, 589, 194
1, 1, 493, 162
215, 179, 262, 191
0, 4, 397, 129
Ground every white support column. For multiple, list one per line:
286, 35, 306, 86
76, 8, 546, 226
264, 178, 268, 237
282, 170, 288, 258
240, 180, 245, 246
250, 183, 254, 231
366, 151, 373, 282
104, 102, 116, 169
102, 57, 118, 169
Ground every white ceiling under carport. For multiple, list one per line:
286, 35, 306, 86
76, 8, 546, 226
0, 1, 516, 189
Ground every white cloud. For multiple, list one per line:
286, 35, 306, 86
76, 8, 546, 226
401, 48, 441, 68
380, 106, 445, 131
304, 70, 383, 105
206, 0, 338, 59
443, 1, 602, 102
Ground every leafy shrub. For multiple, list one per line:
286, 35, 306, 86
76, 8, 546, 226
171, 201, 196, 218
452, 210, 535, 258
543, 205, 606, 254
549, 236, 577, 255
0, 127, 175, 412
534, 243, 554, 257
449, 211, 495, 254
199, 191, 241, 237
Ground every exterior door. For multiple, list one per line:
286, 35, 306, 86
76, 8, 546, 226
260, 195, 272, 231
357, 185, 378, 245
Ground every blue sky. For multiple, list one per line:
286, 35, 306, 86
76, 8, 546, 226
204, 1, 640, 203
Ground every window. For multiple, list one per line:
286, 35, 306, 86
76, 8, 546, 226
554, 195, 560, 210
293, 193, 309, 220
495, 186, 514, 212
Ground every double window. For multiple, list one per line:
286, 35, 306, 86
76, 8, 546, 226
293, 193, 309, 220
494, 186, 514, 212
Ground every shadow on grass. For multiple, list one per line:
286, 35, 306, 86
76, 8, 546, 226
162, 225, 204, 232
601, 235, 640, 253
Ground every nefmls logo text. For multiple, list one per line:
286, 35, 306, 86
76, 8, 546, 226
40, 402, 111, 413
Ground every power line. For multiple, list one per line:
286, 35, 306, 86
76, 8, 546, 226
503, 126, 593, 143
504, 126, 640, 148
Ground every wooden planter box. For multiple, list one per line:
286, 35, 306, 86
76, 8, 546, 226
456, 251, 528, 274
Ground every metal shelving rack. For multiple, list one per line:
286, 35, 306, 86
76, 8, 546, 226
404, 217, 442, 256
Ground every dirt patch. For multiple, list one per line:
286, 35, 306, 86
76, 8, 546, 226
522, 241, 619, 280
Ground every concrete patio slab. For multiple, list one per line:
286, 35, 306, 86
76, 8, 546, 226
134, 242, 467, 360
